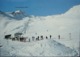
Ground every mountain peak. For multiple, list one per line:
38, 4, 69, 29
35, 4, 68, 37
12, 10, 23, 15
15, 10, 22, 13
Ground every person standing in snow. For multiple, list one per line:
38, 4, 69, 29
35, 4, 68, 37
41, 35, 43, 40
50, 35, 52, 39
29, 38, 30, 42
32, 36, 35, 41
58, 35, 60, 39
36, 36, 39, 41
46, 36, 48, 39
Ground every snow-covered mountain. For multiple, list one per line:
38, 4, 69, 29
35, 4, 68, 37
0, 5, 80, 56
0, 10, 27, 20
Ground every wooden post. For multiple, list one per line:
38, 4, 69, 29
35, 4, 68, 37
79, 32, 80, 39
79, 32, 80, 55
0, 44, 2, 56
69, 33, 71, 40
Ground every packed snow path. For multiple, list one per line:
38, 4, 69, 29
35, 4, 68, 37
0, 39, 78, 56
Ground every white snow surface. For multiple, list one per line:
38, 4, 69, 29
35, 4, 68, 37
0, 5, 80, 56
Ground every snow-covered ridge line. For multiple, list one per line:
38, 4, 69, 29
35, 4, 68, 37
0, 10, 28, 20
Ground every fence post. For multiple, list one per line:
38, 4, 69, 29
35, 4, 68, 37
69, 33, 71, 40
0, 44, 2, 56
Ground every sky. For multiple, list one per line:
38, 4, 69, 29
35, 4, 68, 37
0, 0, 80, 16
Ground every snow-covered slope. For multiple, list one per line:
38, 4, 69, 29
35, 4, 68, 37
0, 39, 78, 56
0, 5, 80, 56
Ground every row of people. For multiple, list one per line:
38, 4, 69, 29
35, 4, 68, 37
28, 35, 52, 42
4, 34, 52, 42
